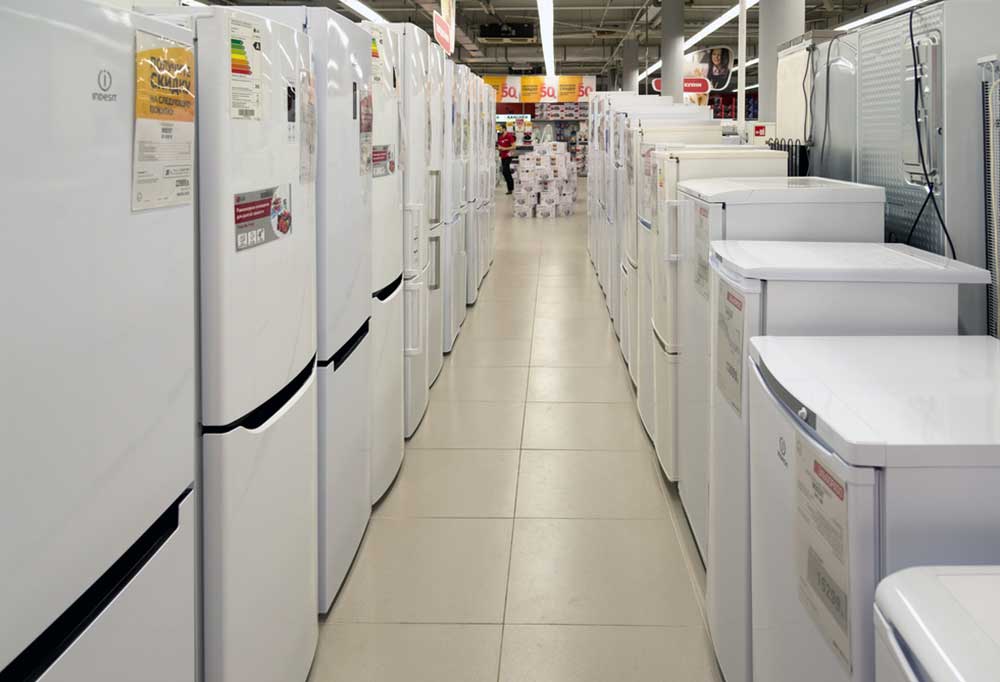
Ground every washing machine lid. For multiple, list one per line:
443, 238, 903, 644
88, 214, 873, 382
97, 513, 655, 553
876, 566, 1000, 682
711, 242, 991, 284
677, 176, 885, 205
749, 336, 1000, 468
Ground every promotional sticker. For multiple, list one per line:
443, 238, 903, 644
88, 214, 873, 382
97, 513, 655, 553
694, 206, 711, 299
230, 15, 263, 120
796, 434, 852, 672
132, 31, 195, 211
372, 144, 395, 178
359, 91, 373, 176
716, 282, 745, 415
234, 185, 292, 252
298, 70, 317, 183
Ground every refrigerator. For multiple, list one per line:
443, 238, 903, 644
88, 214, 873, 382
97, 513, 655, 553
748, 335, 1000, 682
442, 58, 467, 351
160, 8, 320, 682
463, 68, 480, 304
427, 40, 446, 383
647, 148, 788, 481
707, 241, 990, 682
675, 176, 885, 562
476, 78, 491, 285
364, 22, 405, 502
387, 23, 431, 438
1, 3, 196, 679
875, 566, 1000, 682
247, 4, 374, 615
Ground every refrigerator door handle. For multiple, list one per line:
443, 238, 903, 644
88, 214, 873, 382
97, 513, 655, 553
660, 199, 687, 262
429, 169, 442, 224
429, 235, 441, 291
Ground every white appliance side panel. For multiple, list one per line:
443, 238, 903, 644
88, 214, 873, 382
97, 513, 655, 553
1, 4, 197, 668
427, 43, 446, 230
441, 218, 459, 351
455, 210, 469, 326
38, 496, 196, 682
367, 23, 404, 289
724, 202, 884, 242
202, 377, 319, 682
466, 208, 480, 304
396, 26, 429, 276
403, 269, 430, 437
428, 225, 445, 375
370, 288, 405, 502
198, 12, 317, 425
637, 223, 656, 437
318, 347, 371, 612
748, 361, 878, 682
653, 337, 680, 481
441, 59, 458, 220
311, 8, 373, 360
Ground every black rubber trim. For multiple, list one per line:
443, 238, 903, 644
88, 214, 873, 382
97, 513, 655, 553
373, 273, 403, 302
202, 356, 316, 434
319, 319, 370, 369
0, 489, 192, 682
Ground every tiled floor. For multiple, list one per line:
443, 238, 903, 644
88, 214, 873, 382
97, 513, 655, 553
311, 186, 721, 681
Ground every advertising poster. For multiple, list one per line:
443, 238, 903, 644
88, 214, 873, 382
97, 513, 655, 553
433, 0, 456, 55
234, 185, 292, 252
683, 46, 733, 105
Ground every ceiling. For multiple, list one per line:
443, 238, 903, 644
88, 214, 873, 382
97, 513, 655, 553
225, 0, 874, 79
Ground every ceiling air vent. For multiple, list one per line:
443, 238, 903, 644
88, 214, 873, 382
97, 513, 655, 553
479, 23, 537, 44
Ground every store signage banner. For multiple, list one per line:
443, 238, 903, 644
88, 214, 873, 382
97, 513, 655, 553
683, 46, 732, 104
433, 0, 456, 55
501, 75, 596, 103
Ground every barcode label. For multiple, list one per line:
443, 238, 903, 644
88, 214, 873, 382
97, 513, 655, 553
176, 179, 190, 187
238, 108, 255, 117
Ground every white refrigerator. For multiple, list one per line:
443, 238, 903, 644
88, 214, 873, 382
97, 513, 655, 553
442, 58, 467, 350
427, 40, 446, 383
875, 566, 1000, 682
748, 335, 1000, 682
475, 78, 491, 285
248, 4, 374, 615
364, 22, 405, 503
707, 241, 990, 682
1, 3, 195, 679
462, 67, 480, 304
646, 148, 787, 481
675, 176, 886, 562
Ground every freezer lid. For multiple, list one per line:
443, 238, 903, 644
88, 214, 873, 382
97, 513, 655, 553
749, 336, 1000, 468
677, 176, 885, 205
876, 566, 1000, 682
654, 147, 788, 161
711, 242, 991, 284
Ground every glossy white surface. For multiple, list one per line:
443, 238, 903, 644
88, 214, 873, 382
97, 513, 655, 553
371, 288, 406, 502
677, 175, 886, 205
1, 3, 197, 670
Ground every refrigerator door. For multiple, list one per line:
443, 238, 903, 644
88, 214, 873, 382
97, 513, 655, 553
365, 22, 404, 290
442, 59, 458, 220
393, 24, 429, 278
466, 207, 480, 303
456, 208, 469, 324
1, 3, 196, 671
428, 226, 445, 379
652, 327, 680, 480
748, 359, 878, 682
371, 284, 405, 502
403, 266, 430, 436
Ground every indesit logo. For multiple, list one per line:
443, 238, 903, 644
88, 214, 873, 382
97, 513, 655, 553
776, 436, 789, 468
93, 69, 117, 102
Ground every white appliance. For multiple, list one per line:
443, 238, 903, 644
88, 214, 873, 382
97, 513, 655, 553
707, 241, 990, 682
1, 3, 195, 679
248, 4, 374, 615
675, 176, 886, 561
364, 22, 405, 502
442, 58, 467, 351
387, 23, 431, 438
643, 147, 787, 477
475, 78, 491, 285
875, 566, 1000, 682
427, 41, 446, 383
465, 72, 483, 302
748, 335, 1000, 682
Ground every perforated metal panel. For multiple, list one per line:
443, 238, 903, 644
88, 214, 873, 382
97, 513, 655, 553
857, 4, 944, 254
983, 62, 1000, 338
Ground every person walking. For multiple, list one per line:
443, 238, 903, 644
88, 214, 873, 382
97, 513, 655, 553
497, 129, 516, 194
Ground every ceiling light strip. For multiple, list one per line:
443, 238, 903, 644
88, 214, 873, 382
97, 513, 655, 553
537, 0, 556, 76
835, 0, 931, 31
339, 0, 387, 23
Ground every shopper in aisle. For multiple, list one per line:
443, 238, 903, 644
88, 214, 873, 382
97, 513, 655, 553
497, 129, 516, 193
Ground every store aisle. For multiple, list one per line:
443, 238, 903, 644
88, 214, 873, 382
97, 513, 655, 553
309, 186, 721, 681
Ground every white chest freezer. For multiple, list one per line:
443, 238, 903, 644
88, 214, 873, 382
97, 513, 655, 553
875, 566, 1000, 682
707, 241, 990, 682
364, 22, 406, 502
675, 176, 886, 562
639, 146, 786, 468
748, 335, 1000, 682
1, 3, 196, 679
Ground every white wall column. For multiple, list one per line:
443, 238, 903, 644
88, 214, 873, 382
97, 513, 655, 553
758, 0, 805, 121
622, 39, 639, 92
659, 0, 684, 99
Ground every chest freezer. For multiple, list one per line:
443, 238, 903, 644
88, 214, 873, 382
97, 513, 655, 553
675, 176, 886, 562
748, 335, 1000, 682
875, 566, 1000, 682
707, 241, 989, 682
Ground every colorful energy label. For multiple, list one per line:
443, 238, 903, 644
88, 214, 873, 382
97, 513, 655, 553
231, 38, 252, 75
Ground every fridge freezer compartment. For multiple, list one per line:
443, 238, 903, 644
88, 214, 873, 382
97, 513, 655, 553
653, 328, 679, 482
202, 375, 319, 682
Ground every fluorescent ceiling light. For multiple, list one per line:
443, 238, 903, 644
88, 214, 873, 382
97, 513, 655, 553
836, 0, 930, 31
743, 57, 759, 68
537, 0, 555, 75
638, 0, 760, 82
745, 83, 759, 90
339, 0, 386, 23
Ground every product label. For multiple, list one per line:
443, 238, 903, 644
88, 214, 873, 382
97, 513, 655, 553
372, 144, 395, 177
694, 206, 711, 299
796, 434, 852, 672
234, 185, 292, 252
299, 70, 317, 183
131, 31, 195, 211
716, 282, 745, 416
230, 15, 263, 120
286, 84, 297, 143
370, 28, 384, 84
359, 92, 373, 176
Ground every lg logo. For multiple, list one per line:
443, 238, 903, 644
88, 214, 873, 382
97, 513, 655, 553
92, 69, 117, 102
